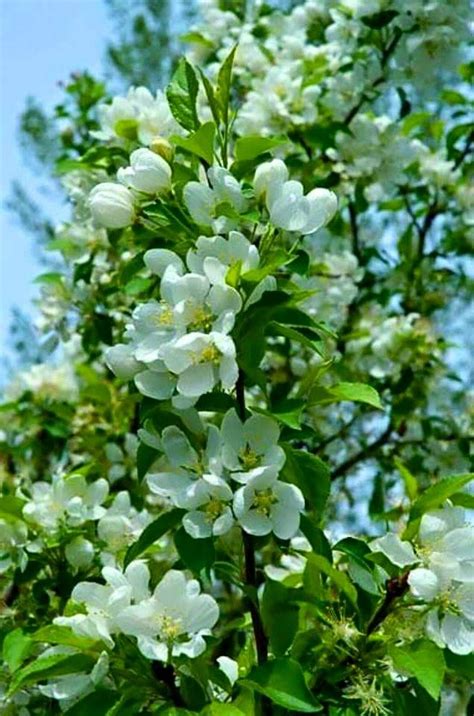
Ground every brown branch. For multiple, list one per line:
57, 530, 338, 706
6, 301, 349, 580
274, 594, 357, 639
236, 372, 269, 667
331, 423, 392, 481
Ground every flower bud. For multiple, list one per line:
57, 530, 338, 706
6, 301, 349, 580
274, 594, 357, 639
150, 136, 174, 163
105, 344, 142, 380
118, 148, 172, 195
89, 182, 135, 229
65, 537, 94, 569
253, 159, 289, 201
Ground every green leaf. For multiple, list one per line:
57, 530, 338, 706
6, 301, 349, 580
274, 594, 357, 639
361, 10, 399, 28
234, 135, 288, 161
282, 446, 331, 514
197, 69, 221, 127
395, 459, 418, 501
8, 653, 94, 696
124, 509, 184, 567
445, 651, 474, 680
299, 516, 332, 563
136, 442, 160, 482
172, 121, 216, 165
409, 473, 474, 520
216, 45, 237, 124
174, 526, 215, 573
241, 658, 321, 712
305, 554, 358, 606
67, 689, 119, 715
180, 31, 214, 49
31, 625, 96, 650
200, 705, 245, 715
389, 639, 445, 700
124, 277, 154, 296
262, 580, 299, 655
114, 118, 138, 140
328, 382, 383, 410
0, 496, 26, 519
166, 58, 200, 131
33, 272, 63, 286
2, 629, 32, 672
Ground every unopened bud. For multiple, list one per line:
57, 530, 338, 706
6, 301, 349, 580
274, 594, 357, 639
150, 137, 174, 163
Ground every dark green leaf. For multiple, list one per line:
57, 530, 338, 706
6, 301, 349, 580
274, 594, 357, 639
67, 689, 119, 715
282, 446, 331, 513
174, 527, 215, 573
262, 580, 299, 655
241, 658, 321, 712
361, 10, 398, 28
167, 58, 200, 131
124, 509, 184, 567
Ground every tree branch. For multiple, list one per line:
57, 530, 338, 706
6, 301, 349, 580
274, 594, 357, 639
331, 423, 392, 481
236, 372, 269, 668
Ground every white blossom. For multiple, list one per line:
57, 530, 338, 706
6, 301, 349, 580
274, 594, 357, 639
220, 408, 285, 482
117, 148, 172, 195
116, 569, 219, 661
89, 182, 135, 229
54, 561, 150, 647
233, 467, 305, 540
23, 475, 109, 530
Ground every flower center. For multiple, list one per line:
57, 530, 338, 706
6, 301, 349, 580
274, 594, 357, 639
159, 614, 182, 642
189, 306, 213, 331
199, 344, 221, 364
239, 447, 260, 470
252, 488, 278, 516
204, 497, 225, 523
156, 302, 174, 326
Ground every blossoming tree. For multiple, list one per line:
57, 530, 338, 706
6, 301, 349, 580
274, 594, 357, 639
1, 1, 473, 714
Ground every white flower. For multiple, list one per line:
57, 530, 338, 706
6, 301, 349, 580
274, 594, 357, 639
183, 167, 247, 230
369, 533, 418, 568
182, 474, 235, 539
23, 475, 109, 530
116, 569, 219, 661
253, 159, 337, 234
253, 159, 289, 201
89, 182, 135, 229
370, 504, 474, 655
94, 87, 180, 145
65, 537, 95, 570
54, 561, 150, 647
233, 468, 305, 540
117, 148, 172, 195
105, 343, 143, 380
220, 408, 285, 482
217, 656, 239, 686
0, 518, 28, 574
160, 331, 238, 400
186, 231, 259, 276
97, 491, 151, 553
147, 424, 222, 508
5, 362, 79, 403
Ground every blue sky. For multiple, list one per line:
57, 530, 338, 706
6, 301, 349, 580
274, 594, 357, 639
0, 0, 111, 367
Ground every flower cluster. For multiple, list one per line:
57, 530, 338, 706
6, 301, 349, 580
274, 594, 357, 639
55, 562, 219, 661
145, 409, 304, 540
371, 504, 474, 654
93, 86, 180, 145
105, 234, 253, 406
